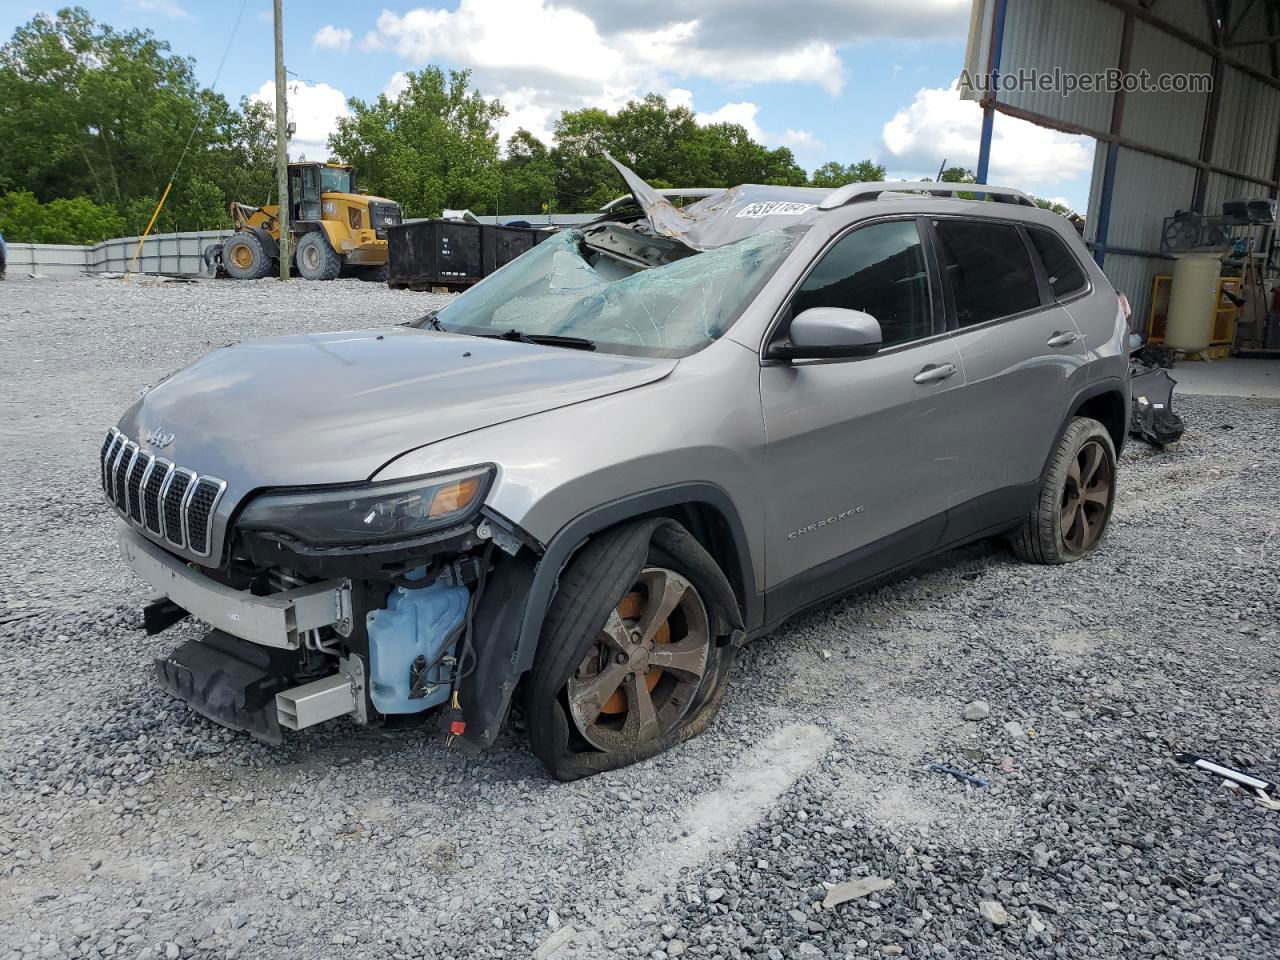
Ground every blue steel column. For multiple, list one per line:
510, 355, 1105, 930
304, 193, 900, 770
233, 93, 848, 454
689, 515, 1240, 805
1091, 10, 1134, 269
975, 0, 1008, 185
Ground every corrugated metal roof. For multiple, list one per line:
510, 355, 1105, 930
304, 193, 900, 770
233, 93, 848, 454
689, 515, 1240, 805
1121, 21, 1212, 158
1106, 150, 1199, 250
1102, 251, 1165, 324
1211, 66, 1280, 182
994, 0, 1122, 134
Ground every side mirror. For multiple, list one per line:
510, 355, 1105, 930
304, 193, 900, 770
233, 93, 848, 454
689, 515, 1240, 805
768, 307, 883, 362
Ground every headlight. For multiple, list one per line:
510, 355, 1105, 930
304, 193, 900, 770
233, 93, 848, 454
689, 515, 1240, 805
238, 465, 493, 546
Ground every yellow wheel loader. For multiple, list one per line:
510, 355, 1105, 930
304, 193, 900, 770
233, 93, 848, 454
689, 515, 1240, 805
209, 163, 402, 281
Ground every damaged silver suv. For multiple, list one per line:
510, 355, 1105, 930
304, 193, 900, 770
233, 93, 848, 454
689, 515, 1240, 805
104, 157, 1129, 779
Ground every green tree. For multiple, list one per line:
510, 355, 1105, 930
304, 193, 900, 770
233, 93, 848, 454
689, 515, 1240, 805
0, 190, 125, 243
500, 129, 558, 216
0, 8, 273, 232
549, 93, 807, 212
809, 159, 886, 188
329, 67, 505, 218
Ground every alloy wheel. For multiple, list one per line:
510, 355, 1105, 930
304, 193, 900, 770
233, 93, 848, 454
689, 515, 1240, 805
565, 566, 711, 751
1060, 438, 1112, 552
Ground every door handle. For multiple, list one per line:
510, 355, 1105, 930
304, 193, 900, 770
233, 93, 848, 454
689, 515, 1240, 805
1047, 330, 1079, 347
913, 362, 957, 384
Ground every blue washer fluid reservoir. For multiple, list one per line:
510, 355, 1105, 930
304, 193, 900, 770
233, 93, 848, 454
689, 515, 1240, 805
366, 580, 469, 714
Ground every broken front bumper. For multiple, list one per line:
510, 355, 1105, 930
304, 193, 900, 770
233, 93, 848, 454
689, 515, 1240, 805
119, 524, 365, 741
117, 523, 352, 649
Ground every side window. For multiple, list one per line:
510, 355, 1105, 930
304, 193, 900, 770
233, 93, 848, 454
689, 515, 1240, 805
792, 220, 934, 349
1027, 227, 1088, 299
932, 219, 1041, 326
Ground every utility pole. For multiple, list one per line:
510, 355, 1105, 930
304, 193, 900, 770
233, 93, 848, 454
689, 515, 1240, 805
273, 0, 289, 281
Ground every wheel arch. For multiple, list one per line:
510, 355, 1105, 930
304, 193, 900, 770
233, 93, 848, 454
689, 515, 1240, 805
521, 483, 758, 655
237, 226, 278, 261
459, 483, 759, 748
1044, 378, 1129, 479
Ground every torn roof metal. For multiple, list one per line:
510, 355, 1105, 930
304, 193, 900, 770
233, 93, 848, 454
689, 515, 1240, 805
602, 153, 1037, 252
604, 152, 828, 252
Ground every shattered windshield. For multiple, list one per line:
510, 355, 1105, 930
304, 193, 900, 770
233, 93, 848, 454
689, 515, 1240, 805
425, 227, 800, 357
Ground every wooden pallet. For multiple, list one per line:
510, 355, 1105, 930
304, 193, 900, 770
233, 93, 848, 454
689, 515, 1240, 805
1180, 344, 1233, 361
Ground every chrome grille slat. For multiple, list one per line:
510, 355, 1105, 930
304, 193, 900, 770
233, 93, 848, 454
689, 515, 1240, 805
100, 430, 225, 559
126, 451, 151, 522
113, 443, 137, 510
142, 458, 172, 535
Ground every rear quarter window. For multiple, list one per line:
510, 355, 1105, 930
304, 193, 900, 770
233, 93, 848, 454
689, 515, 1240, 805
1027, 227, 1089, 300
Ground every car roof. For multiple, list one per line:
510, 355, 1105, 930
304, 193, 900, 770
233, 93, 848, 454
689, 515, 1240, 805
603, 153, 1038, 252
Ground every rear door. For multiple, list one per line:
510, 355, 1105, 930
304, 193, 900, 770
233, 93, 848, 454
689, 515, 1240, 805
929, 216, 1090, 533
760, 218, 966, 606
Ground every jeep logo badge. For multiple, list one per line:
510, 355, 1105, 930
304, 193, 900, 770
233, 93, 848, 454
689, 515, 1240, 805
145, 428, 175, 449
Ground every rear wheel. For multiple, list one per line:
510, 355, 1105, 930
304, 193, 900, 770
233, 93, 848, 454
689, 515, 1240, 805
1012, 417, 1117, 564
222, 233, 270, 280
357, 263, 390, 283
526, 520, 736, 780
295, 231, 342, 280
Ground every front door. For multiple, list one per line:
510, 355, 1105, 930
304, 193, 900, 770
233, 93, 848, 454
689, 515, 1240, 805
760, 218, 966, 615
289, 165, 323, 222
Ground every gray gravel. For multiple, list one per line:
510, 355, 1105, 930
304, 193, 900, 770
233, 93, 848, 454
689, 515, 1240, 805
2, 275, 1278, 960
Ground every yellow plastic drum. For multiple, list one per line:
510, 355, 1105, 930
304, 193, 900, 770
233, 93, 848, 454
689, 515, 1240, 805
1164, 253, 1221, 352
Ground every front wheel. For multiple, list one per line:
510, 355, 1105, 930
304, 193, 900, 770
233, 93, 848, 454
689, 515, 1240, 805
1011, 416, 1117, 564
525, 519, 737, 780
295, 231, 342, 280
222, 233, 270, 280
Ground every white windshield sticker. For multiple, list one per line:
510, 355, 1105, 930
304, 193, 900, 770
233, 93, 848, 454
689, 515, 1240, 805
735, 201, 815, 219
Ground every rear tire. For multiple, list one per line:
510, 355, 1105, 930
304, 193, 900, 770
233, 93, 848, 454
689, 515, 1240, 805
525, 519, 737, 781
1011, 417, 1117, 564
295, 232, 342, 280
358, 263, 390, 283
222, 233, 270, 280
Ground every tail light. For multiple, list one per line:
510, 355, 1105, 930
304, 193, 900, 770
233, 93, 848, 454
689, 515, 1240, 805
1117, 291, 1131, 322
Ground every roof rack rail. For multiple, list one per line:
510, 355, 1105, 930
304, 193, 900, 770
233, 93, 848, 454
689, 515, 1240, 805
818, 181, 1035, 210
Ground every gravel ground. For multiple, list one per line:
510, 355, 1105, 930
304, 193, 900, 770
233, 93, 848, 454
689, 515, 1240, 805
1, 275, 1278, 960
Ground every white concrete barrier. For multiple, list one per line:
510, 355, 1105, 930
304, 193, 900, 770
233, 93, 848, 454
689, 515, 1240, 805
5, 230, 232, 277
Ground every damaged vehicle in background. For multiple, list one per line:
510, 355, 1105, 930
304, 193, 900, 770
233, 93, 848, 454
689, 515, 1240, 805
104, 155, 1130, 779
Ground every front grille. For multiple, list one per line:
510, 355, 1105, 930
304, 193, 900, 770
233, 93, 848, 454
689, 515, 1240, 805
100, 428, 226, 557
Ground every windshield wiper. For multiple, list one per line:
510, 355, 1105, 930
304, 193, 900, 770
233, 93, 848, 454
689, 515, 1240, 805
412, 311, 445, 331
487, 329, 596, 351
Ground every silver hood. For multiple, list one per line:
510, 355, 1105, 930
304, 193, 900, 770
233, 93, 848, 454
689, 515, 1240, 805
118, 327, 676, 495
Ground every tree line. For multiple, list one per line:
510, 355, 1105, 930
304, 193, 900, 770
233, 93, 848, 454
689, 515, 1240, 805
0, 8, 1067, 246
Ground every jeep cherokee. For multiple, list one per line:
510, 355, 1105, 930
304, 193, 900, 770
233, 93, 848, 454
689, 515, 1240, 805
103, 157, 1129, 780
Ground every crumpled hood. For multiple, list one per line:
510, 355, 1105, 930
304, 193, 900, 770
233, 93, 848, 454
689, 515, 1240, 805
117, 327, 675, 491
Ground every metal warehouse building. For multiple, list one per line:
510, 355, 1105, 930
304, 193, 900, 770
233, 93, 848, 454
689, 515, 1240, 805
963, 0, 1280, 328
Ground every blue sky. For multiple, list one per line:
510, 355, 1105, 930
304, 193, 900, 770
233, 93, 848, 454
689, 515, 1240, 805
3, 0, 1096, 211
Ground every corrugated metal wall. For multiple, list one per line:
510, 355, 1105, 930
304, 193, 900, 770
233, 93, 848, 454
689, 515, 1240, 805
967, 0, 1280, 323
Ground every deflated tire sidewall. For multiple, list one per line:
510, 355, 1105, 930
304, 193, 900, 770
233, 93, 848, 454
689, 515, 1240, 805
526, 518, 737, 781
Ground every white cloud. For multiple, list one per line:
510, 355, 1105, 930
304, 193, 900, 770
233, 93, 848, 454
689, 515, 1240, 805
382, 71, 410, 100
881, 82, 1093, 188
696, 101, 766, 143
252, 81, 351, 161
254, 8, 272, 24
313, 25, 353, 52
491, 88, 557, 145
666, 88, 694, 111
358, 0, 861, 143
129, 0, 190, 19
781, 129, 825, 150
